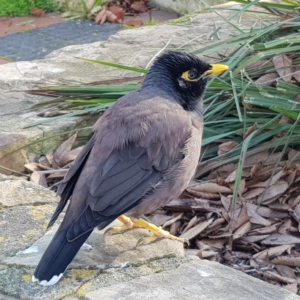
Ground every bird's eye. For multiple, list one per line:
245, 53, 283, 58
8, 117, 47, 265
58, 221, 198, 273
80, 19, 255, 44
188, 70, 198, 80
181, 70, 199, 82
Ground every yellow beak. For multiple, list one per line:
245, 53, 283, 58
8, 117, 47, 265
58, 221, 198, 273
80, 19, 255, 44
205, 64, 228, 76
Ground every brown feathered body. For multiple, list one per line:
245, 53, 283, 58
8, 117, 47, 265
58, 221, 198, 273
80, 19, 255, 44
74, 94, 202, 219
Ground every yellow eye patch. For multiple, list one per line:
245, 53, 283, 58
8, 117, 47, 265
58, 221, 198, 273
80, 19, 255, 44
181, 70, 199, 82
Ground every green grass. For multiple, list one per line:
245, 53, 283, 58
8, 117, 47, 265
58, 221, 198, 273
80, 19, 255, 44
0, 0, 60, 17
144, 19, 158, 26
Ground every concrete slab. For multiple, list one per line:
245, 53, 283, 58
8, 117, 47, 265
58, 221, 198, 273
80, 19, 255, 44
85, 256, 299, 300
3, 220, 184, 269
0, 257, 192, 300
0, 173, 58, 206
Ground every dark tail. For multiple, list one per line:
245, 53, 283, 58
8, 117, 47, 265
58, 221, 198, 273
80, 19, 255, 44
32, 226, 93, 286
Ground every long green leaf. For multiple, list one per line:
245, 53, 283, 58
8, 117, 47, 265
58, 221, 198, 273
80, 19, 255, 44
77, 57, 148, 73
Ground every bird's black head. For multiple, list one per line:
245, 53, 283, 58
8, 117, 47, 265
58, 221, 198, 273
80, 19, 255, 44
143, 51, 227, 111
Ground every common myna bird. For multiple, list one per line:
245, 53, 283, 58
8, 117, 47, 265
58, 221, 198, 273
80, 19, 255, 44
32, 51, 228, 286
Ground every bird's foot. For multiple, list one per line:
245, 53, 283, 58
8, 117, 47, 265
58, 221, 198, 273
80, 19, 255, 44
104, 215, 141, 235
133, 218, 187, 246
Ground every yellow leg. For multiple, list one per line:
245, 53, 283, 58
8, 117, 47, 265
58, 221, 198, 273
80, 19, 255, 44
133, 218, 187, 246
105, 215, 186, 246
104, 215, 141, 235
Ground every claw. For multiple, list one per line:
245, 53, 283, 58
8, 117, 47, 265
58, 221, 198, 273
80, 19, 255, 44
104, 225, 130, 236
136, 234, 159, 247
104, 215, 141, 236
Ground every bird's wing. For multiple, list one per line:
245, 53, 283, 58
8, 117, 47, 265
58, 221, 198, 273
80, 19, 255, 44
47, 137, 95, 228
52, 96, 193, 242
66, 143, 176, 242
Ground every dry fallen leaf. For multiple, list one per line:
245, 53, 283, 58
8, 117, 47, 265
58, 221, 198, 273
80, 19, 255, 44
280, 13, 292, 22
38, 155, 51, 169
95, 9, 107, 24
239, 234, 269, 243
108, 5, 125, 20
246, 60, 273, 71
148, 214, 172, 226
130, 0, 148, 13
293, 66, 300, 83
251, 222, 281, 235
95, 9, 118, 24
47, 173, 65, 180
248, 170, 284, 188
169, 220, 181, 235
255, 73, 278, 85
220, 194, 231, 211
259, 180, 288, 203
181, 215, 199, 233
295, 94, 300, 102
278, 219, 293, 235
264, 271, 296, 284
180, 218, 214, 240
233, 221, 252, 240
293, 67, 300, 83
207, 163, 238, 180
289, 195, 300, 209
162, 212, 183, 227
271, 256, 300, 267
247, 203, 288, 219
199, 250, 218, 260
187, 182, 232, 194
275, 265, 296, 279
244, 151, 270, 167
286, 169, 297, 187
185, 188, 220, 200
273, 54, 293, 82
228, 206, 249, 232
218, 141, 238, 155
253, 245, 292, 260
225, 170, 238, 183
238, 179, 246, 197
30, 171, 48, 188
243, 187, 265, 200
125, 19, 143, 27
243, 123, 258, 140
24, 163, 39, 172
247, 207, 271, 226
60, 146, 83, 168
261, 234, 300, 246
199, 238, 227, 249
31, 7, 46, 17
53, 133, 77, 168
293, 203, 300, 221
283, 282, 298, 294
250, 163, 262, 177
